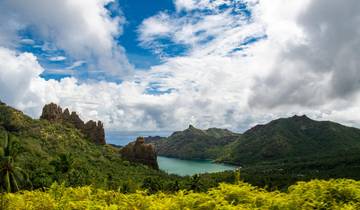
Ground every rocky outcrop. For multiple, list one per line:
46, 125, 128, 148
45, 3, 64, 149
40, 103, 106, 145
83, 120, 105, 145
40, 103, 63, 122
120, 137, 159, 170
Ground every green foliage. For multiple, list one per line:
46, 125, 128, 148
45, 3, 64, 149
141, 177, 163, 194
2, 179, 360, 209
0, 103, 186, 192
149, 115, 360, 189
0, 132, 30, 193
222, 115, 360, 165
147, 125, 240, 159
150, 115, 360, 168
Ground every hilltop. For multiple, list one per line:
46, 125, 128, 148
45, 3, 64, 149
146, 115, 360, 187
221, 115, 360, 165
0, 102, 176, 191
146, 125, 240, 159
148, 115, 360, 165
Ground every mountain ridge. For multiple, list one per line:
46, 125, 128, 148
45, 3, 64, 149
147, 115, 360, 166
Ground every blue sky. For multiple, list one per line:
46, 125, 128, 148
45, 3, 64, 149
115, 0, 175, 69
16, 0, 176, 81
15, 0, 257, 82
1, 0, 360, 132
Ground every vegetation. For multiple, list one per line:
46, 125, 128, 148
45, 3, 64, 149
2, 101, 360, 209
0, 103, 171, 191
146, 125, 240, 159
221, 115, 360, 165
148, 115, 360, 189
2, 179, 360, 209
0, 132, 30, 193
0, 102, 238, 193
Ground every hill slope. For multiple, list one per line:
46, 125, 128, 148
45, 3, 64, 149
148, 115, 360, 168
146, 125, 240, 159
0, 102, 175, 190
221, 115, 360, 165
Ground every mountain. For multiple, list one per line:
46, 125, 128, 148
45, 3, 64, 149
148, 115, 360, 166
0, 102, 173, 190
121, 137, 159, 169
146, 125, 240, 159
145, 115, 360, 188
221, 115, 360, 166
40, 103, 106, 145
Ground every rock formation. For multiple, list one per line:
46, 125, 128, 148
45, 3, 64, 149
120, 137, 159, 170
40, 103, 63, 122
40, 103, 106, 145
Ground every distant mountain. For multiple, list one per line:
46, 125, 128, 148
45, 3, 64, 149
146, 125, 240, 159
221, 115, 360, 165
148, 115, 360, 167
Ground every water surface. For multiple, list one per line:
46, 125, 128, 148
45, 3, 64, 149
106, 131, 172, 146
158, 156, 237, 176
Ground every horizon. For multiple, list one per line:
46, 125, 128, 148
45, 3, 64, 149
1, 0, 360, 133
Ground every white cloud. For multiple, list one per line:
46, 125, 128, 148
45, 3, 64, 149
250, 0, 360, 108
20, 39, 35, 45
0, 47, 43, 107
48, 56, 67, 62
66, 60, 86, 70
138, 0, 263, 57
2, 0, 360, 134
0, 0, 133, 76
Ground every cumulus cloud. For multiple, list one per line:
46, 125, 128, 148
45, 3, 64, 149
0, 47, 43, 107
1, 0, 360, 133
138, 0, 263, 57
0, 0, 133, 76
250, 0, 360, 108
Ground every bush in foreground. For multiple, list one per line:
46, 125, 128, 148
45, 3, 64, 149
1, 179, 360, 209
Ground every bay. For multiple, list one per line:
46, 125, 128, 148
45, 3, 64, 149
157, 156, 237, 176
106, 131, 172, 146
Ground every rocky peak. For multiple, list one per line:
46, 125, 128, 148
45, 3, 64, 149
120, 137, 159, 170
40, 103, 106, 145
40, 103, 63, 122
292, 114, 310, 120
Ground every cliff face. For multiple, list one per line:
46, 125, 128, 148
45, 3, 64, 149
120, 137, 159, 170
40, 103, 106, 145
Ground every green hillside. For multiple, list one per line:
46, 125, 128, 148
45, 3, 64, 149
221, 115, 360, 165
146, 125, 240, 159
0, 102, 181, 191
147, 115, 360, 188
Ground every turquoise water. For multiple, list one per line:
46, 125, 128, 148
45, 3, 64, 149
106, 133, 237, 176
157, 156, 237, 176
106, 131, 172, 146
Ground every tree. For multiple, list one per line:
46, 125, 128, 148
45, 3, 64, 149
142, 177, 163, 194
50, 153, 74, 183
189, 174, 203, 192
0, 132, 30, 193
50, 153, 74, 174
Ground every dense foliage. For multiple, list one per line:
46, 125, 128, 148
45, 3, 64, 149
148, 115, 360, 188
150, 115, 360, 166
0, 103, 178, 192
1, 179, 360, 209
222, 115, 360, 165
146, 125, 240, 159
0, 103, 239, 193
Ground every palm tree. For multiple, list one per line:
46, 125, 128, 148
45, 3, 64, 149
50, 153, 74, 174
0, 132, 29, 193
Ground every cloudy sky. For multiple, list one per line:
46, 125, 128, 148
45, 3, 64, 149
0, 0, 360, 133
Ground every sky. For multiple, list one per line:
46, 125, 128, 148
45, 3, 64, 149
1, 0, 360, 133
